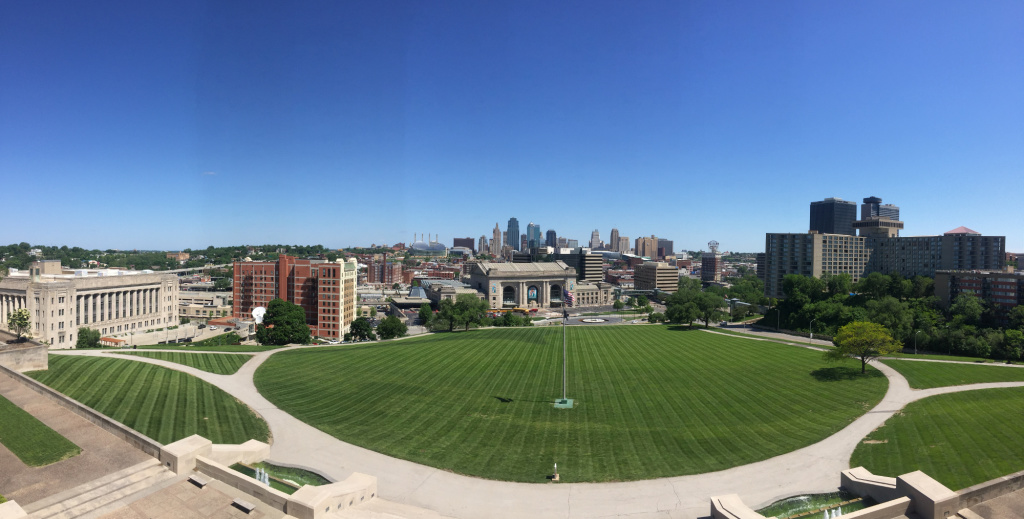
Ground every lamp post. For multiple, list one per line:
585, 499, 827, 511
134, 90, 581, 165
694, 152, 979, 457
914, 330, 922, 355
776, 307, 780, 331
809, 318, 817, 344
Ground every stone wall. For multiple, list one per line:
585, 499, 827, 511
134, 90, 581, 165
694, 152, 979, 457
0, 331, 47, 372
958, 468, 1024, 509
0, 364, 162, 459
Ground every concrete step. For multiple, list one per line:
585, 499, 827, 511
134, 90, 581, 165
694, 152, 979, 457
956, 509, 984, 519
74, 472, 184, 519
26, 459, 175, 519
23, 459, 162, 513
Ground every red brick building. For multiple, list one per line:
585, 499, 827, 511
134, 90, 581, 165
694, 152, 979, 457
233, 255, 357, 339
365, 262, 403, 285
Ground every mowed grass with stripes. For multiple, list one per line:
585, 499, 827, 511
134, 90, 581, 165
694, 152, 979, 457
255, 326, 887, 482
29, 355, 268, 445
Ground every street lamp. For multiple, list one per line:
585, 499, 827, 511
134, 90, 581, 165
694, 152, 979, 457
809, 318, 817, 344
914, 330, 922, 355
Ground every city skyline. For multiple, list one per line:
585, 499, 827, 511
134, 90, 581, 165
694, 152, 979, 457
1, 2, 1022, 252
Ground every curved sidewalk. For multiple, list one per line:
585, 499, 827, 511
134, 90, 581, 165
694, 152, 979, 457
51, 345, 1024, 519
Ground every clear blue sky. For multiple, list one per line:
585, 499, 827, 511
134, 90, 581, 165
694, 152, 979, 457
1, 1, 1021, 253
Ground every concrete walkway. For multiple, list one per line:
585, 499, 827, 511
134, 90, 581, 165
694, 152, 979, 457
50, 338, 1024, 519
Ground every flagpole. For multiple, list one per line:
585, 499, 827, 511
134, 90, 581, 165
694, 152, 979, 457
562, 270, 567, 401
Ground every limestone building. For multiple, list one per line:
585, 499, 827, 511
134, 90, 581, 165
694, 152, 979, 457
464, 261, 613, 309
0, 260, 180, 348
634, 262, 679, 293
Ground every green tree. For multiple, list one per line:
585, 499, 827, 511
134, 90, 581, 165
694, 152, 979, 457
649, 312, 665, 323
825, 273, 853, 297
866, 296, 913, 342
825, 321, 902, 374
7, 308, 30, 340
369, 307, 377, 318
635, 295, 649, 308
950, 293, 984, 326
213, 278, 232, 291
454, 294, 490, 331
418, 303, 434, 327
350, 317, 376, 341
1008, 306, 1024, 330
1003, 329, 1024, 364
856, 272, 891, 300
613, 299, 624, 310
436, 299, 458, 332
666, 302, 700, 327
75, 327, 101, 348
694, 293, 725, 328
255, 299, 311, 345
392, 283, 401, 290
376, 316, 408, 340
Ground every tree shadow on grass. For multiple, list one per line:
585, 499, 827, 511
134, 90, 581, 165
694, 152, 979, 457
664, 325, 704, 332
811, 366, 884, 382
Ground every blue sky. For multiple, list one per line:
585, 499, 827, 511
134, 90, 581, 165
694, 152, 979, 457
1, 1, 1021, 253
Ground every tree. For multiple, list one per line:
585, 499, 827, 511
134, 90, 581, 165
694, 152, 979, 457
255, 299, 311, 345
454, 294, 490, 331
1003, 330, 1024, 364
613, 299, 624, 310
76, 327, 101, 348
180, 317, 191, 324
7, 308, 30, 340
825, 321, 902, 374
376, 316, 408, 340
418, 303, 434, 327
635, 295, 649, 308
694, 293, 725, 328
856, 273, 891, 300
825, 273, 852, 297
369, 307, 377, 318
350, 317, 376, 341
213, 277, 232, 291
666, 302, 700, 327
649, 312, 666, 323
866, 296, 912, 342
436, 299, 458, 332
392, 283, 401, 290
1008, 306, 1024, 330
950, 294, 984, 326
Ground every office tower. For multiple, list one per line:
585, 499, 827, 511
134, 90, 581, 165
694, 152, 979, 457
557, 237, 567, 247
453, 237, 474, 251
507, 218, 520, 251
491, 224, 502, 256
635, 235, 658, 258
502, 231, 508, 248
478, 236, 487, 255
809, 197, 857, 236
618, 236, 630, 254
590, 229, 601, 249
521, 234, 528, 251
861, 196, 900, 221
526, 222, 542, 249
609, 228, 620, 252
566, 239, 579, 248
658, 239, 674, 257
546, 229, 558, 248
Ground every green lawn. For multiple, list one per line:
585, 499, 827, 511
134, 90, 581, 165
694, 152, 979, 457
255, 326, 887, 482
851, 387, 1024, 490
880, 360, 1024, 390
28, 356, 268, 445
134, 344, 283, 353
113, 351, 252, 375
0, 393, 81, 466
883, 352, 997, 363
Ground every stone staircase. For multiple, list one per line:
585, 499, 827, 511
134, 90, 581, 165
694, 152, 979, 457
23, 458, 178, 519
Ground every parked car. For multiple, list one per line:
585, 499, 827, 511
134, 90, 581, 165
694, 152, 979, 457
198, 324, 206, 329
209, 325, 218, 330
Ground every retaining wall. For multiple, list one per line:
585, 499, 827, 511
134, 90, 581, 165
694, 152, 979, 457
0, 331, 47, 372
0, 364, 163, 458
958, 467, 1024, 508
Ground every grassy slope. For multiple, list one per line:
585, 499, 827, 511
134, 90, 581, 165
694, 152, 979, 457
114, 351, 252, 374
28, 356, 268, 444
851, 387, 1024, 490
256, 326, 886, 482
0, 393, 81, 466
880, 360, 1024, 390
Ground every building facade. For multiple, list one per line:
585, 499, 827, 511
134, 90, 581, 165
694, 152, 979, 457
657, 239, 674, 258
366, 262, 403, 285
507, 218, 521, 251
179, 292, 232, 323
589, 229, 601, 249
935, 269, 1023, 322
609, 228, 620, 252
809, 197, 857, 236
546, 229, 558, 248
0, 260, 179, 348
861, 196, 899, 221
635, 235, 658, 258
232, 255, 357, 339
526, 223, 542, 249
453, 237, 475, 252
491, 224, 502, 256
701, 253, 723, 284
635, 262, 679, 292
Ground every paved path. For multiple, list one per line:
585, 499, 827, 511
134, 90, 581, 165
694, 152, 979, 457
51, 338, 1024, 519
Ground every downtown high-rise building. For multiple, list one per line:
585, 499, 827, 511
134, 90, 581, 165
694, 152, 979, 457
635, 235, 658, 258
526, 222, 542, 249
545, 229, 557, 248
506, 218, 520, 251
658, 238, 674, 257
609, 228, 620, 252
589, 229, 601, 249
491, 223, 502, 256
478, 236, 488, 255
809, 197, 857, 236
861, 196, 900, 221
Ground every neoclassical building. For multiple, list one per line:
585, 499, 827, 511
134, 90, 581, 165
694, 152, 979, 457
0, 260, 180, 348
464, 261, 613, 309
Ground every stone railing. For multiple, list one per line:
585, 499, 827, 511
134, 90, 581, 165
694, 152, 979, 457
957, 467, 1024, 508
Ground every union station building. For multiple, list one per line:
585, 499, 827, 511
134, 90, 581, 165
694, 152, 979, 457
465, 261, 613, 309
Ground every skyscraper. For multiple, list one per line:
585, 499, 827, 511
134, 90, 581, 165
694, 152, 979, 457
506, 218, 520, 251
609, 228, 620, 252
861, 196, 900, 221
545, 229, 557, 248
526, 222, 541, 249
809, 197, 857, 236
589, 229, 601, 249
491, 223, 502, 256
658, 238, 674, 257
635, 235, 658, 258
478, 236, 487, 255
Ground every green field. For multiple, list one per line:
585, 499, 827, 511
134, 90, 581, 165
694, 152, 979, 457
29, 356, 268, 445
880, 360, 1024, 390
0, 393, 81, 466
851, 387, 1024, 490
255, 326, 887, 482
114, 351, 252, 374
135, 343, 282, 353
